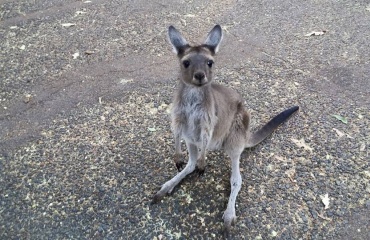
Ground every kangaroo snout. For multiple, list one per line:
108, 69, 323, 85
193, 71, 207, 85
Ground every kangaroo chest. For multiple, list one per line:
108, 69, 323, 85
173, 90, 216, 144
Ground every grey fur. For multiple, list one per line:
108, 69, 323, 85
168, 26, 189, 54
204, 25, 223, 53
152, 25, 299, 237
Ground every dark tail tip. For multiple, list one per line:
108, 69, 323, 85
266, 105, 299, 127
278, 106, 299, 120
247, 106, 299, 147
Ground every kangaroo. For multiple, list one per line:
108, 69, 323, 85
152, 25, 299, 237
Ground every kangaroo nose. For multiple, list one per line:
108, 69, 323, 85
194, 72, 205, 81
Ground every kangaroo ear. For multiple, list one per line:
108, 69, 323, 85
168, 26, 189, 55
204, 25, 223, 54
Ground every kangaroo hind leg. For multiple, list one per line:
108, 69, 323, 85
223, 146, 244, 238
152, 142, 198, 203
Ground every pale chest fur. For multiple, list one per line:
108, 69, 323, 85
171, 87, 217, 145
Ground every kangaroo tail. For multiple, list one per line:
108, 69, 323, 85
246, 106, 299, 148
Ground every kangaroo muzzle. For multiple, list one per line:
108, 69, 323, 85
193, 71, 207, 85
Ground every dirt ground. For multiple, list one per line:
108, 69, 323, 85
1, 0, 369, 239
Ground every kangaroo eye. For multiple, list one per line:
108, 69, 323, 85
207, 60, 214, 67
183, 60, 190, 68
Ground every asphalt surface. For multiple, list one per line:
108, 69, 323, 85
1, 0, 369, 239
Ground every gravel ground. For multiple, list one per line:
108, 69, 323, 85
1, 0, 369, 239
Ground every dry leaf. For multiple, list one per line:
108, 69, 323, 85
274, 155, 286, 162
148, 127, 156, 132
361, 171, 370, 178
332, 114, 348, 124
305, 30, 327, 36
23, 94, 32, 103
360, 143, 366, 151
149, 108, 158, 115
85, 50, 95, 55
320, 193, 330, 209
61, 23, 76, 27
333, 128, 345, 138
72, 52, 80, 59
174, 232, 182, 239
333, 128, 353, 139
166, 103, 172, 114
119, 79, 133, 84
318, 213, 332, 221
285, 168, 296, 182
75, 11, 87, 16
291, 138, 313, 152
231, 81, 241, 85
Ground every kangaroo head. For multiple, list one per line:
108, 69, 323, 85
168, 25, 223, 87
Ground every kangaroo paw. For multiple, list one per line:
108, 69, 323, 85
223, 228, 231, 240
223, 210, 236, 238
195, 166, 205, 176
151, 192, 164, 204
174, 153, 186, 172
175, 161, 185, 171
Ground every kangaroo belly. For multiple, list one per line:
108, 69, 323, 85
181, 114, 209, 142
182, 130, 223, 150
178, 109, 218, 146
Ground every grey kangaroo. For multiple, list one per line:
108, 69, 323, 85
152, 25, 299, 237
